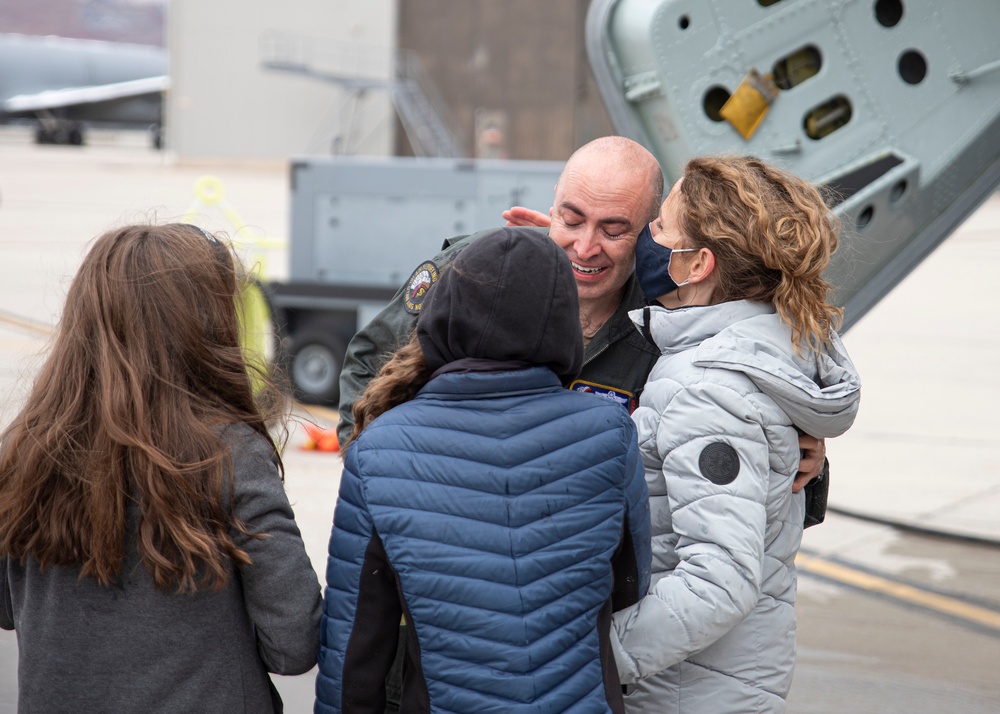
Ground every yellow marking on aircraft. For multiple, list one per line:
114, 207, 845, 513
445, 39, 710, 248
797, 553, 1000, 632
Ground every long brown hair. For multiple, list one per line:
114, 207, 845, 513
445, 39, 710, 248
346, 332, 431, 450
679, 155, 843, 353
0, 224, 285, 592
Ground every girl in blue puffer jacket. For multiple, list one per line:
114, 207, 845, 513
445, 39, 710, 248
315, 227, 651, 714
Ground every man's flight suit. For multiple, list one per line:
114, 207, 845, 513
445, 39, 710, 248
336, 228, 661, 445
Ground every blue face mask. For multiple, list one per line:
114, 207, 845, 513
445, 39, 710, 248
634, 224, 696, 303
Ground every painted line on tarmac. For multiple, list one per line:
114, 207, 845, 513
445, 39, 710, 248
827, 505, 1000, 547
797, 552, 1000, 635
0, 309, 53, 338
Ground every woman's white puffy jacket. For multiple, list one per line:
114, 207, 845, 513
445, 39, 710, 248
611, 300, 861, 714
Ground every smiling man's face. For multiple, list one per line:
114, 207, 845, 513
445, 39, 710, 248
548, 153, 656, 310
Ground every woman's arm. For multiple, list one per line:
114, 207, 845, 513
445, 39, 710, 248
230, 435, 323, 676
612, 381, 771, 683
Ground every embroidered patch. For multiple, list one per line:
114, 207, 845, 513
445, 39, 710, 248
568, 380, 634, 411
698, 442, 740, 485
403, 261, 440, 314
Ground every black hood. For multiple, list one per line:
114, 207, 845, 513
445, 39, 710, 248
416, 227, 583, 381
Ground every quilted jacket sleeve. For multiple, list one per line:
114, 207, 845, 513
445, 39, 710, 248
315, 447, 402, 714
610, 380, 770, 683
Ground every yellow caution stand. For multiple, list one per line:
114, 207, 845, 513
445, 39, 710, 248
182, 176, 340, 453
182, 176, 286, 391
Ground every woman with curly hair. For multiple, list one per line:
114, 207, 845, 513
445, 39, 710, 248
0, 224, 321, 713
611, 156, 862, 713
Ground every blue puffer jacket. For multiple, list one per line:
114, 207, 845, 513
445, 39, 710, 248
316, 367, 651, 714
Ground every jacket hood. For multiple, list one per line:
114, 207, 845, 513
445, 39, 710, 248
630, 300, 861, 438
417, 227, 584, 381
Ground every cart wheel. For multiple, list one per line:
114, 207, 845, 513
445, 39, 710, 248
288, 327, 345, 405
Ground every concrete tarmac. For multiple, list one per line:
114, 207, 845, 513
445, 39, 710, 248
828, 200, 1000, 544
0, 128, 997, 710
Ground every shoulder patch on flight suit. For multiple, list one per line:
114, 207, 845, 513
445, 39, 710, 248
568, 380, 635, 411
699, 442, 740, 485
403, 261, 440, 314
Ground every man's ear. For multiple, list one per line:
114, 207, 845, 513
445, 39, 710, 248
687, 248, 716, 284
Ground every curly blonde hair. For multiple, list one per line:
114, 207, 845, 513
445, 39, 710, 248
679, 155, 843, 354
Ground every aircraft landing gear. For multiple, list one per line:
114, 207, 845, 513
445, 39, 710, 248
34, 120, 85, 146
149, 123, 163, 150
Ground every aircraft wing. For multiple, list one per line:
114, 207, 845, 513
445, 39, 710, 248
2, 75, 169, 114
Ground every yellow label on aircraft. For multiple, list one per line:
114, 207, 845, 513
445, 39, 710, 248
720, 68, 780, 140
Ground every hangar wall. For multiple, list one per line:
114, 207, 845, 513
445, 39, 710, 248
397, 0, 614, 161
166, 0, 396, 161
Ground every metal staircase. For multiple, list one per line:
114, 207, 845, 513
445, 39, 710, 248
260, 31, 463, 158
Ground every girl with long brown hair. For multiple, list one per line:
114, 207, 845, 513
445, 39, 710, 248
610, 156, 862, 713
0, 223, 321, 713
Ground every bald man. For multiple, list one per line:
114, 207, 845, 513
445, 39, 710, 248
337, 136, 666, 442
338, 136, 826, 477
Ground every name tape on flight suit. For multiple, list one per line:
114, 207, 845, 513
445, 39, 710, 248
568, 380, 635, 412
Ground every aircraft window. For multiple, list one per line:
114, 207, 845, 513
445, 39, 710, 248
757, 0, 784, 6
890, 179, 909, 204
898, 50, 928, 84
821, 153, 904, 207
703, 86, 732, 122
679, 15, 691, 29
803, 95, 853, 140
773, 45, 822, 90
856, 205, 875, 230
875, 0, 904, 28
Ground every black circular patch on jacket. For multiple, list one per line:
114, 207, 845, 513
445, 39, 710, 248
698, 442, 740, 485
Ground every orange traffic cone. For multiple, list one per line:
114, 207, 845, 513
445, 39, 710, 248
301, 422, 340, 452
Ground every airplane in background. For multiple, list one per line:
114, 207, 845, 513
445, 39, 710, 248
0, 33, 167, 147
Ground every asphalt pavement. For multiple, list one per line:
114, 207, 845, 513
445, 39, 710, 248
826, 199, 1000, 545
